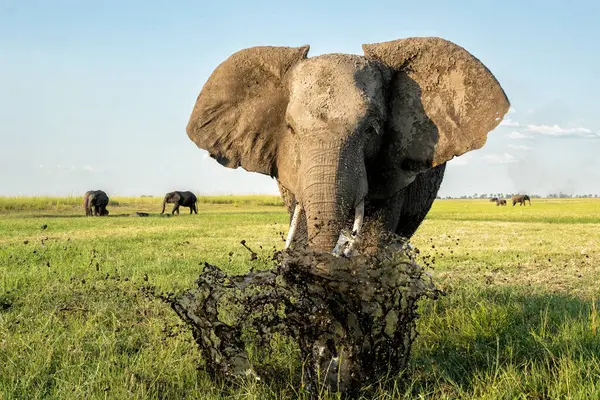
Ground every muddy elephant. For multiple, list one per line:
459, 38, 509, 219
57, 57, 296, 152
161, 191, 198, 215
186, 37, 509, 254
496, 199, 507, 206
83, 190, 109, 216
512, 194, 531, 206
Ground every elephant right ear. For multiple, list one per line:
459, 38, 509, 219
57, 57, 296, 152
186, 45, 310, 176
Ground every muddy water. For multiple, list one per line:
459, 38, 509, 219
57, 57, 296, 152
169, 234, 440, 397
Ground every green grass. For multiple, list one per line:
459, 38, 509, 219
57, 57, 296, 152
1, 197, 599, 399
0, 195, 283, 213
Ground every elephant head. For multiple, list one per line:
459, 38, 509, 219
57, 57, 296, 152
161, 191, 181, 214
187, 38, 509, 252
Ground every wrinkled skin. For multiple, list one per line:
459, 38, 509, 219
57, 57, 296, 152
187, 37, 510, 253
512, 194, 531, 206
83, 190, 109, 216
161, 191, 198, 215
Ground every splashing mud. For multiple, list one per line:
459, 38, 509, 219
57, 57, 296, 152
167, 233, 440, 397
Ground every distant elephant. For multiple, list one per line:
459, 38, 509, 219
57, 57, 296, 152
512, 194, 531, 206
489, 197, 498, 202
186, 37, 509, 254
496, 199, 507, 206
83, 190, 109, 216
161, 191, 198, 215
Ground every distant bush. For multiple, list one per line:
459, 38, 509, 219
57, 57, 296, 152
0, 196, 83, 212
197, 195, 284, 206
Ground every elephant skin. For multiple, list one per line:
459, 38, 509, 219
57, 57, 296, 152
162, 191, 198, 215
83, 190, 109, 216
186, 37, 510, 253
512, 195, 531, 206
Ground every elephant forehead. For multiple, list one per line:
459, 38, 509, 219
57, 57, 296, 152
287, 55, 383, 130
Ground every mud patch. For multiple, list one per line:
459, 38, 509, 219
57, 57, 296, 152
166, 236, 440, 397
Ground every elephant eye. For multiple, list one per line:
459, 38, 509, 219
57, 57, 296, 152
286, 123, 295, 135
365, 126, 378, 136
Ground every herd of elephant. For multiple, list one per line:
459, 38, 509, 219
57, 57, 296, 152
490, 195, 532, 206
83, 190, 198, 216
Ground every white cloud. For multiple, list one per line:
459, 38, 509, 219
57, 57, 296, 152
525, 124, 600, 138
508, 144, 531, 151
449, 152, 473, 166
508, 107, 516, 114
507, 131, 533, 140
482, 153, 518, 164
500, 118, 520, 127
83, 165, 95, 172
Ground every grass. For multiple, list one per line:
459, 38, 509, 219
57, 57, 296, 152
0, 195, 283, 213
1, 197, 599, 399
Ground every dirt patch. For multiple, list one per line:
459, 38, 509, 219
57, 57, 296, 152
165, 234, 440, 397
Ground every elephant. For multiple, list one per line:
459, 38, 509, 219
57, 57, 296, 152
161, 191, 198, 215
186, 37, 510, 255
83, 190, 109, 216
489, 197, 498, 202
496, 199, 507, 206
512, 194, 531, 206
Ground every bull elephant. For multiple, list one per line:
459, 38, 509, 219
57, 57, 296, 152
83, 190, 109, 216
496, 199, 507, 206
512, 194, 531, 206
186, 37, 509, 254
161, 191, 198, 215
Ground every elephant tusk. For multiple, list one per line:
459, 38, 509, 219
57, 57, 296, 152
351, 200, 365, 237
332, 200, 365, 257
284, 203, 303, 249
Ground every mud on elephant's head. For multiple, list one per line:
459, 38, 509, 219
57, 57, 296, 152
187, 37, 510, 252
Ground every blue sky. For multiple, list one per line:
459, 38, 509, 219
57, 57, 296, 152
1, 0, 599, 197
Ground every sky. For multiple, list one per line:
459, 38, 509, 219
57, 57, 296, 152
1, 0, 599, 197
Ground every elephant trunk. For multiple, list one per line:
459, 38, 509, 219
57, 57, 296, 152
161, 197, 167, 214
300, 143, 367, 253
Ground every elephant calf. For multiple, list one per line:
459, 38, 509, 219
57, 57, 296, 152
161, 191, 198, 215
496, 199, 507, 206
83, 190, 109, 216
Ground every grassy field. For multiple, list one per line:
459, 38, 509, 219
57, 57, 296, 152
1, 197, 599, 399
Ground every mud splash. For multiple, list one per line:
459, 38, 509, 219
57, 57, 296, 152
168, 236, 440, 397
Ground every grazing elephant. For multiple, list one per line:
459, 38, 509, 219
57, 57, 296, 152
83, 190, 109, 216
186, 37, 509, 254
161, 191, 198, 215
496, 199, 507, 206
512, 194, 531, 206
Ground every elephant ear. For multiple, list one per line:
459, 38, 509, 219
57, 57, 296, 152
172, 192, 181, 203
363, 37, 509, 196
187, 45, 310, 176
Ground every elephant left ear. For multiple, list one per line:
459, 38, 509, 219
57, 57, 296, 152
363, 37, 510, 169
